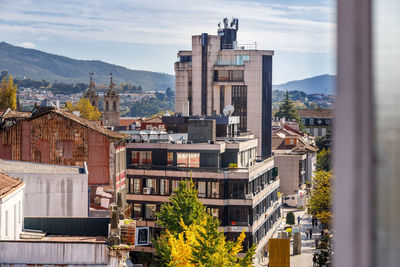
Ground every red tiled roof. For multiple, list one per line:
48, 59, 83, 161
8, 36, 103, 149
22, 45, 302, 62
296, 109, 333, 118
142, 116, 162, 123
0, 172, 24, 199
119, 118, 142, 127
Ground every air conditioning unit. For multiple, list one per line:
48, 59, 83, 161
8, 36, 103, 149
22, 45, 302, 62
257, 186, 262, 192
143, 187, 152, 195
187, 141, 193, 144
208, 140, 215, 144
261, 182, 266, 189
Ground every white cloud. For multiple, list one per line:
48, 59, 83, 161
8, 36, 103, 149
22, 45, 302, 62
0, 0, 335, 54
18, 41, 35, 49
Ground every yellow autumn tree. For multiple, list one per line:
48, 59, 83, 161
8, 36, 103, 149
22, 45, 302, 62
307, 170, 333, 227
66, 98, 101, 121
0, 74, 17, 110
155, 180, 255, 267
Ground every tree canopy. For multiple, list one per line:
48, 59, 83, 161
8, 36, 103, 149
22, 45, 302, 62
307, 170, 333, 227
155, 180, 255, 267
66, 98, 101, 121
316, 148, 331, 171
0, 74, 17, 110
274, 90, 299, 121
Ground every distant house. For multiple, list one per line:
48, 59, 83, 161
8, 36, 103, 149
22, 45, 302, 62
0, 107, 128, 207
272, 125, 318, 196
0, 172, 25, 240
296, 109, 333, 137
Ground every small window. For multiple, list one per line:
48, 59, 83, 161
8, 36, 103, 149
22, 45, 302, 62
133, 179, 141, 194
160, 179, 170, 195
5, 210, 8, 236
145, 204, 157, 220
133, 204, 142, 219
309, 118, 314, 125
290, 139, 294, 145
198, 181, 206, 198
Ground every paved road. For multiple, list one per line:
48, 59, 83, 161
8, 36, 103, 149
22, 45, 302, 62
262, 208, 321, 267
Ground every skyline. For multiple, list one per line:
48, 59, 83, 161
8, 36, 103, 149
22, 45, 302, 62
0, 0, 336, 84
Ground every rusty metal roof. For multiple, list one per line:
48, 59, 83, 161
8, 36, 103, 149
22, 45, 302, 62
31, 107, 128, 140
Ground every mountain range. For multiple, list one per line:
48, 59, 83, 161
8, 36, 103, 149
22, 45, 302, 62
0, 42, 335, 94
0, 42, 174, 91
273, 74, 336, 95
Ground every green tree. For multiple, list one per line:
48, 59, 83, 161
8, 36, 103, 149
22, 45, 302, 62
316, 148, 331, 171
66, 98, 101, 121
0, 74, 17, 110
155, 180, 255, 266
307, 170, 333, 227
275, 90, 299, 121
286, 211, 295, 225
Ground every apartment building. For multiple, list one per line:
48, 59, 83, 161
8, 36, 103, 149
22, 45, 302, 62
296, 109, 333, 137
125, 117, 281, 264
175, 18, 273, 158
272, 123, 318, 196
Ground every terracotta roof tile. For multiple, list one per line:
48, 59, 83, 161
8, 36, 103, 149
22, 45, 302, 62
296, 109, 333, 118
0, 172, 24, 199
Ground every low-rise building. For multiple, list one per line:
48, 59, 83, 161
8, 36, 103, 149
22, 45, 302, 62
272, 124, 318, 197
0, 160, 89, 217
0, 172, 25, 240
0, 107, 128, 208
296, 109, 333, 137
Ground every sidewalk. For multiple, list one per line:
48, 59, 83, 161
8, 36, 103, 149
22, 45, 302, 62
262, 208, 320, 267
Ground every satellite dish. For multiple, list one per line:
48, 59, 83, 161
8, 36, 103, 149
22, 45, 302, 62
223, 105, 235, 116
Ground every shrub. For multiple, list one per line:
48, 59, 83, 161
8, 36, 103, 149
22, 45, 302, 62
286, 211, 295, 225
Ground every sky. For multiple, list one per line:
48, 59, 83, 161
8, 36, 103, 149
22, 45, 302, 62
0, 0, 336, 84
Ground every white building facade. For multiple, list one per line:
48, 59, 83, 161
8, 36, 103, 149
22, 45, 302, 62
0, 173, 25, 240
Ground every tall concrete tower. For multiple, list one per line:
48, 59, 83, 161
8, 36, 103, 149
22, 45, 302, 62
175, 18, 273, 158
102, 73, 120, 126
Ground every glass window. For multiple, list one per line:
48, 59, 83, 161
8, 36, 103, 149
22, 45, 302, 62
160, 179, 170, 195
309, 118, 314, 125
198, 181, 206, 198
231, 70, 244, 81
133, 204, 142, 219
207, 208, 219, 218
207, 182, 219, 198
171, 180, 180, 192
167, 152, 174, 166
145, 178, 157, 194
131, 151, 139, 165
218, 70, 229, 81
145, 204, 157, 220
177, 153, 199, 167
133, 179, 141, 194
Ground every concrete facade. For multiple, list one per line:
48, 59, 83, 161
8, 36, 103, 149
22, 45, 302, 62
0, 179, 24, 240
0, 239, 128, 266
175, 20, 273, 157
0, 160, 89, 217
274, 154, 305, 196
